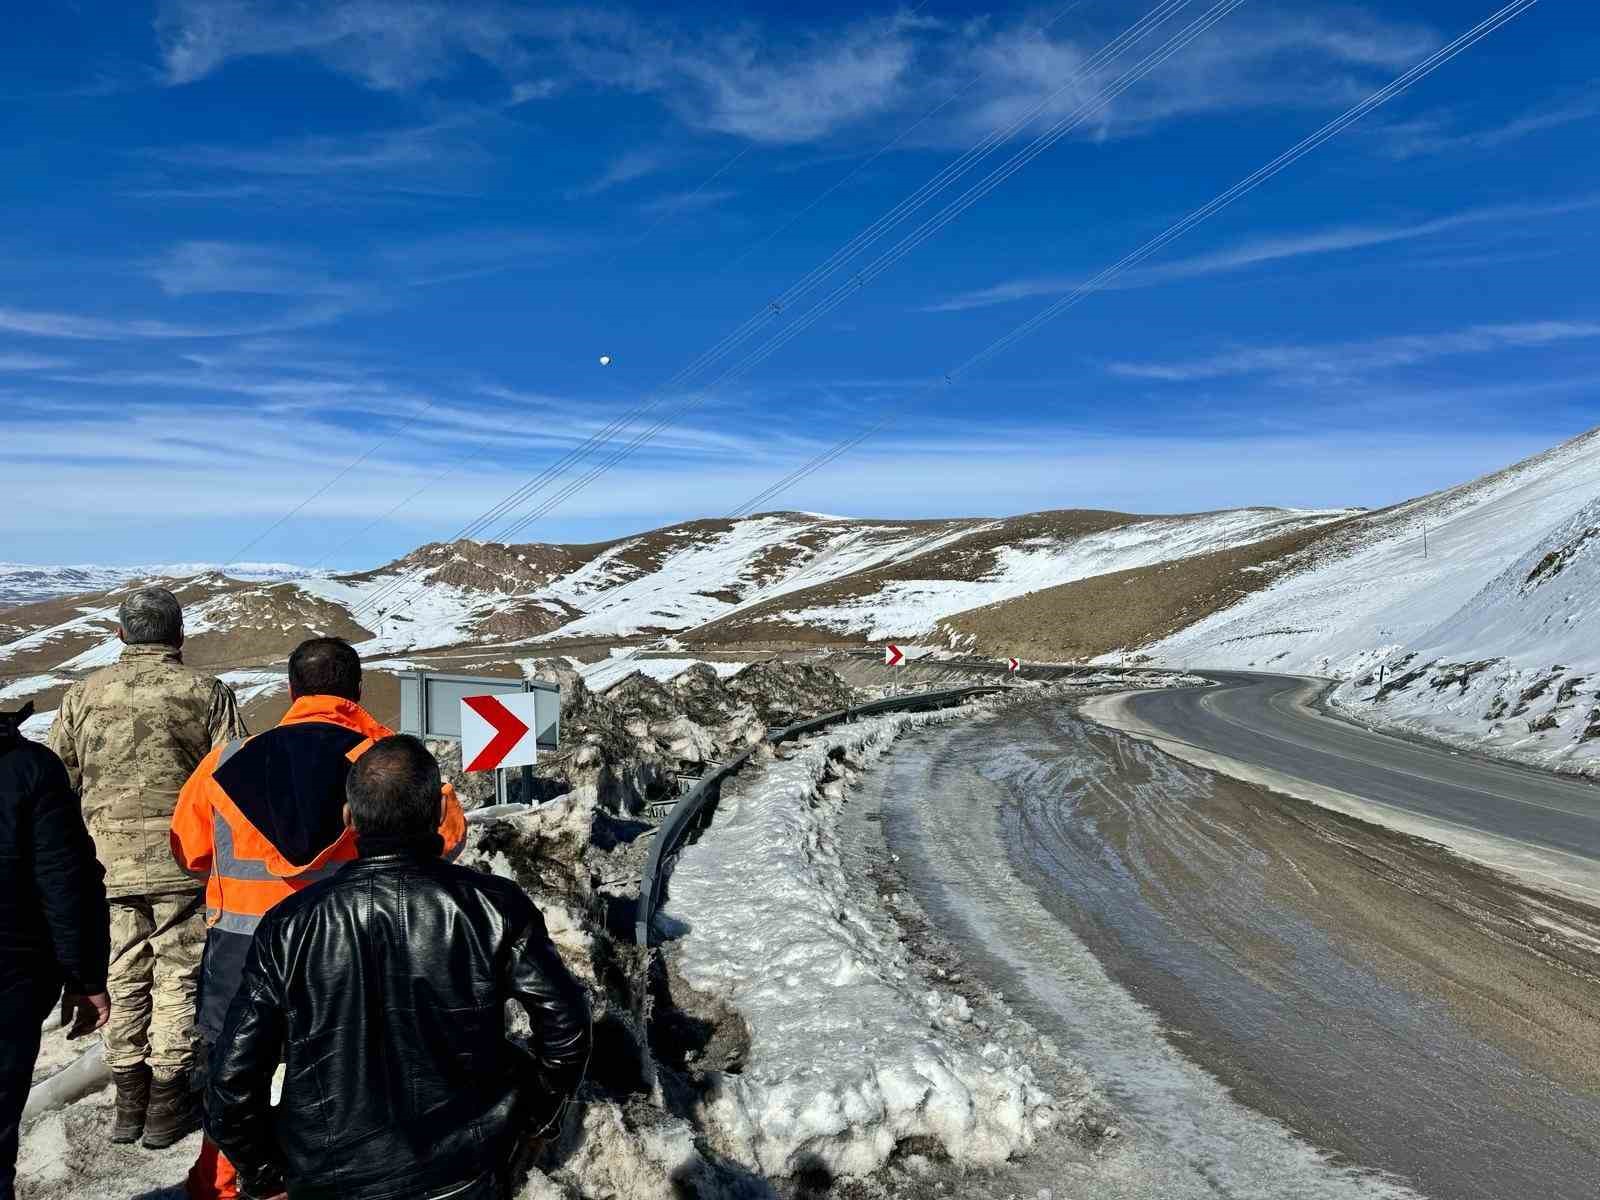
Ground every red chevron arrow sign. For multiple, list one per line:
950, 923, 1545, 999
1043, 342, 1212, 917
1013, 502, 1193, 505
461, 693, 537, 772
884, 644, 905, 667
1007, 658, 1020, 672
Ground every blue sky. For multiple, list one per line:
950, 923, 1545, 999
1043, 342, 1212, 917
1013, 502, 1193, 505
2, 0, 1596, 566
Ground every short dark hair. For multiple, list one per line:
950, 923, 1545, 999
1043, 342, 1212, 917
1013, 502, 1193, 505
120, 587, 183, 646
288, 637, 361, 701
346, 735, 441, 838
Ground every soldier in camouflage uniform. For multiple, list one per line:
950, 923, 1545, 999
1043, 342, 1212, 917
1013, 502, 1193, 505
50, 587, 245, 1150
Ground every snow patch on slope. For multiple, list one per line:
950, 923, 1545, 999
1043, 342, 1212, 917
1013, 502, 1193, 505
541, 516, 980, 641
665, 708, 1056, 1179
1147, 428, 1600, 676
1329, 493, 1600, 775
782, 509, 1346, 639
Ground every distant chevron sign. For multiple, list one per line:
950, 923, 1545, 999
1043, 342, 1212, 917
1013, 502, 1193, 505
884, 644, 906, 667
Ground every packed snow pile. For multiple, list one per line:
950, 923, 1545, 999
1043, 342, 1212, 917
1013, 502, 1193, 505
433, 659, 861, 816
576, 654, 745, 693
1330, 495, 1600, 774
661, 707, 1058, 1181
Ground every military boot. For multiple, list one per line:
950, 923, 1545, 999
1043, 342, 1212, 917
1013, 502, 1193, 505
110, 1065, 152, 1144
141, 1072, 200, 1149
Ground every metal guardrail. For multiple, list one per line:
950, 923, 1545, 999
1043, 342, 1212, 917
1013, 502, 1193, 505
634, 685, 1007, 946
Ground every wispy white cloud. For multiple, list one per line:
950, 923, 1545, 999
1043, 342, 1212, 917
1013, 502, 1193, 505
151, 1, 1440, 150
923, 197, 1600, 312
637, 187, 736, 217
0, 302, 350, 341
0, 353, 69, 371
1106, 321, 1600, 383
147, 241, 345, 297
571, 147, 673, 197
150, 120, 484, 178
1375, 90, 1600, 160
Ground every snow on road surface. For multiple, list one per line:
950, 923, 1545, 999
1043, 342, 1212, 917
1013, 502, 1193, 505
663, 707, 1059, 1180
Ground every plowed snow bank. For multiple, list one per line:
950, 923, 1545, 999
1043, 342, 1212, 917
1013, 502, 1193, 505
663, 706, 1057, 1180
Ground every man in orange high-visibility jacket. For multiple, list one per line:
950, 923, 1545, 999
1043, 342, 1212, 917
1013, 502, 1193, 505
170, 638, 466, 1200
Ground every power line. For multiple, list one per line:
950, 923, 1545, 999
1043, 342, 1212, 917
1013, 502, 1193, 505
726, 0, 1544, 517
716, 0, 1095, 278
351, 0, 1214, 622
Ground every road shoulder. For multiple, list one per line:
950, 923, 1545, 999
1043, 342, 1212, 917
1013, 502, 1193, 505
1080, 686, 1600, 904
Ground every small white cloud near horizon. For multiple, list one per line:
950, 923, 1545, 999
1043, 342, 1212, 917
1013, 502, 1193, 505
1107, 320, 1600, 383
922, 196, 1600, 313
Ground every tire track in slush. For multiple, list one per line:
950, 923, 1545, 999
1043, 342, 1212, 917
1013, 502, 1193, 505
865, 698, 1600, 1200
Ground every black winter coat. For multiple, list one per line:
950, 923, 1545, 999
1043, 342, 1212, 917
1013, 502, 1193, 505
0, 729, 109, 994
205, 839, 591, 1200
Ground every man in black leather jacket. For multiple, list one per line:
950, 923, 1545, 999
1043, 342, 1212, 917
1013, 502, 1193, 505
205, 735, 591, 1200
0, 704, 110, 1200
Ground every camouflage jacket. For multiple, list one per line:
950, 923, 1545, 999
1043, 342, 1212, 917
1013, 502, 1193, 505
50, 643, 246, 899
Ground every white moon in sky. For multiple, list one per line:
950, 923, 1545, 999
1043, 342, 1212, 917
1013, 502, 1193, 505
599, 355, 612, 366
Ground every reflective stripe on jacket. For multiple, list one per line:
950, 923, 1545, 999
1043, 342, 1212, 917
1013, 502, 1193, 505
169, 695, 466, 1037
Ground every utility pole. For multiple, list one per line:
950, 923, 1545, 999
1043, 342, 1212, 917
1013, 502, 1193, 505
1422, 519, 1428, 560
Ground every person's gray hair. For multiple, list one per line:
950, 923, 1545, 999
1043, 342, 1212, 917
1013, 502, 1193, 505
118, 586, 184, 646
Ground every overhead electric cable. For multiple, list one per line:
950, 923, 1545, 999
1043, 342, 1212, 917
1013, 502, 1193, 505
722, 0, 1544, 517
351, 0, 1214, 620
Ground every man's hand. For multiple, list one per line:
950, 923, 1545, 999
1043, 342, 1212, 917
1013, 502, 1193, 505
60, 992, 110, 1039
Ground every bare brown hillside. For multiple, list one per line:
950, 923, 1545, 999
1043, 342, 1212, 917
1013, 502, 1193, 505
687, 510, 1139, 645
939, 515, 1361, 661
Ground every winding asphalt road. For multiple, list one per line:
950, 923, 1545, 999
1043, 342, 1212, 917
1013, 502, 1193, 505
1118, 670, 1600, 863
864, 689, 1600, 1198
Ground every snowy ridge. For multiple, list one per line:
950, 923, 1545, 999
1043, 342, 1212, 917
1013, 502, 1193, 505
0, 561, 313, 608
1331, 492, 1600, 775
665, 707, 1058, 1179
1145, 427, 1600, 676
534, 515, 986, 641
3, 506, 1347, 690
777, 508, 1347, 640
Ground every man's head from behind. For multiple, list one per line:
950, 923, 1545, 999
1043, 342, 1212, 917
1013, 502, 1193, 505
345, 735, 442, 839
119, 587, 183, 648
288, 637, 361, 702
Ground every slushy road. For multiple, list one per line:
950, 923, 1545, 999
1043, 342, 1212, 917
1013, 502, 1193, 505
1115, 670, 1600, 862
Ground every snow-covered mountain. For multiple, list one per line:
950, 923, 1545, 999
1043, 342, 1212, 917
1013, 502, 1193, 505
0, 562, 312, 609
1144, 427, 1600, 676
1328, 490, 1600, 774
1111, 426, 1600, 773
0, 507, 1348, 705
11, 424, 1600, 774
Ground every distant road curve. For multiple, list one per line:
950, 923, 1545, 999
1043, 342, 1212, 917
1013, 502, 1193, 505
1103, 670, 1600, 868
